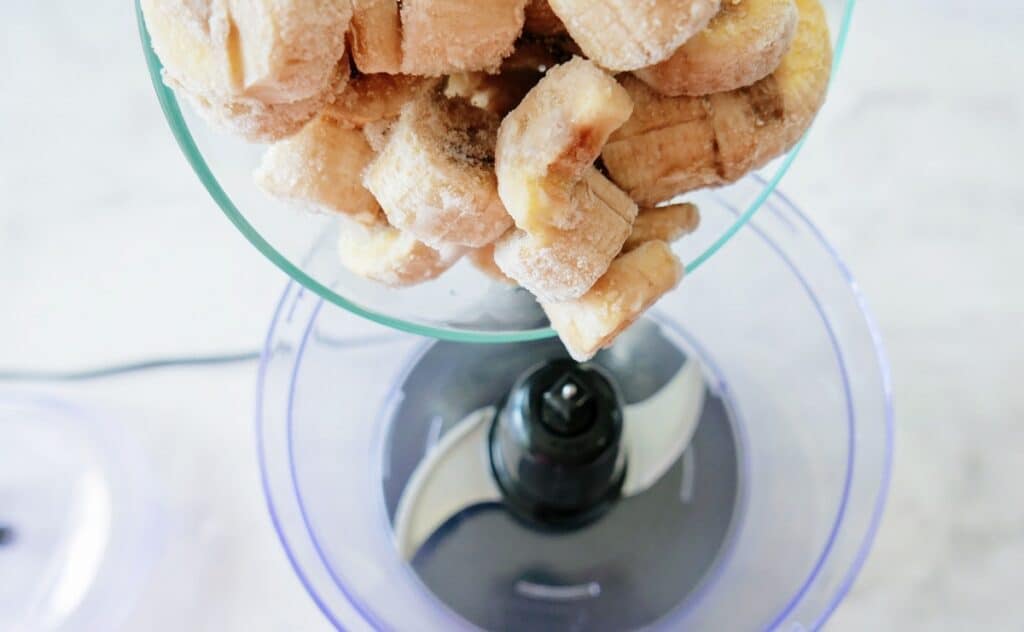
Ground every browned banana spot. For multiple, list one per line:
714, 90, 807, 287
634, 0, 799, 97
603, 0, 831, 205
524, 0, 567, 36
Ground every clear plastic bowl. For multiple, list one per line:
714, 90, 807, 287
254, 187, 893, 631
135, 0, 857, 343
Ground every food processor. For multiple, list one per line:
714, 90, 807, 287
131, 0, 893, 629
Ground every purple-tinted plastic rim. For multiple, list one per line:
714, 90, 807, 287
255, 193, 894, 631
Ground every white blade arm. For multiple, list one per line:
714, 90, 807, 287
393, 407, 502, 560
621, 360, 705, 497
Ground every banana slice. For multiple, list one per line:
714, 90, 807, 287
141, 0, 351, 103
469, 243, 518, 285
400, 0, 529, 76
635, 0, 799, 97
493, 168, 638, 303
624, 203, 701, 252
338, 220, 466, 287
603, 0, 831, 205
349, 0, 403, 73
543, 240, 684, 361
363, 89, 513, 249
547, 0, 722, 72
325, 74, 437, 129
524, 0, 566, 36
496, 57, 633, 239
254, 115, 382, 224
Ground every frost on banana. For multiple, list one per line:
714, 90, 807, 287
603, 0, 832, 206
363, 88, 513, 249
325, 73, 437, 129
494, 168, 638, 303
547, 0, 721, 72
141, 0, 351, 140
496, 57, 634, 239
254, 115, 382, 224
634, 0, 799, 97
624, 203, 701, 252
402, 0, 529, 75
543, 240, 684, 361
348, 0, 529, 76
338, 220, 466, 287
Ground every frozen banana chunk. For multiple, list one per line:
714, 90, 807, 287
496, 58, 633, 239
493, 168, 638, 302
524, 0, 567, 36
325, 74, 437, 129
142, 0, 351, 141
469, 243, 518, 285
547, 0, 721, 71
338, 221, 466, 287
635, 0, 799, 96
349, 0, 404, 73
254, 116, 382, 224
543, 240, 684, 361
363, 89, 513, 249
142, 0, 351, 102
400, 0, 529, 76
168, 68, 345, 142
623, 203, 700, 252
603, 0, 832, 205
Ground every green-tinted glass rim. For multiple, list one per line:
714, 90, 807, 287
135, 0, 855, 344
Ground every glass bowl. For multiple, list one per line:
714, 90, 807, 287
255, 187, 892, 630
135, 0, 857, 343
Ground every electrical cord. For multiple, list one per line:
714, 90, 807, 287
0, 333, 406, 382
0, 350, 261, 382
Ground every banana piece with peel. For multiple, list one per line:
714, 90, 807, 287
624, 203, 701, 252
496, 57, 634, 239
254, 115, 382, 225
603, 0, 832, 206
338, 221, 466, 288
363, 89, 513, 249
141, 0, 351, 140
543, 241, 684, 361
494, 168, 638, 303
547, 0, 722, 72
634, 0, 800, 97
